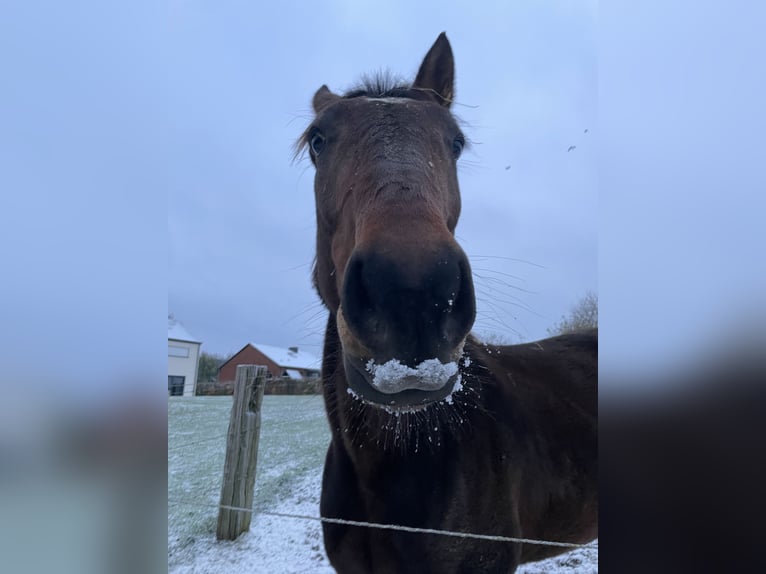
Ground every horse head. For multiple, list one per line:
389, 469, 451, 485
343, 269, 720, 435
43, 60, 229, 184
300, 34, 475, 410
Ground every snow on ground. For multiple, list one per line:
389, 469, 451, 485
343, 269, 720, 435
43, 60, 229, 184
169, 396, 596, 573
170, 471, 334, 574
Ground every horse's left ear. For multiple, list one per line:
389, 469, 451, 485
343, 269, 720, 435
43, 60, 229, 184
313, 85, 340, 113
413, 32, 455, 107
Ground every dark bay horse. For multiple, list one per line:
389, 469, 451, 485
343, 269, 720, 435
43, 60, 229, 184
298, 32, 597, 574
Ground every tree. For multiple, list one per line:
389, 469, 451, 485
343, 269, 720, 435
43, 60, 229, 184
548, 291, 598, 336
197, 352, 230, 383
478, 332, 521, 345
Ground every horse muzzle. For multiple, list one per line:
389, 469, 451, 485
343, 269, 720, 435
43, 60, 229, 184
338, 308, 467, 409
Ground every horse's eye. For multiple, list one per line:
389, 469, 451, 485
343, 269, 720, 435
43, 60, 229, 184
310, 130, 326, 156
452, 136, 464, 159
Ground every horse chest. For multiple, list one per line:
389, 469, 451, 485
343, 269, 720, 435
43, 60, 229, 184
322, 437, 522, 573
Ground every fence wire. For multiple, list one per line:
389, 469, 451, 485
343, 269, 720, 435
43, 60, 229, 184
169, 498, 596, 549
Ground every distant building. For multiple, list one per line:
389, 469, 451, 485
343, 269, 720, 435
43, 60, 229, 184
218, 343, 321, 384
168, 318, 201, 396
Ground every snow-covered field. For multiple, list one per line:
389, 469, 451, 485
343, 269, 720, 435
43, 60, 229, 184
169, 396, 597, 573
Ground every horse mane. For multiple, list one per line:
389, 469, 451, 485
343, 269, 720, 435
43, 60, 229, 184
342, 71, 412, 99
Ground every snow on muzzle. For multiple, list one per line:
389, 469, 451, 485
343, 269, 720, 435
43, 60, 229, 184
365, 358, 458, 394
336, 307, 468, 408
342, 350, 465, 410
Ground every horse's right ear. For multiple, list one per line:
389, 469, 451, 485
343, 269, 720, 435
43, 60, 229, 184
413, 32, 455, 107
313, 85, 339, 113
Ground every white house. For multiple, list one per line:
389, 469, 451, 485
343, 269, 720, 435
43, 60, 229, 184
168, 317, 201, 396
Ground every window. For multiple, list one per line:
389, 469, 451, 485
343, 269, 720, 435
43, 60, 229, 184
168, 376, 185, 396
168, 345, 190, 358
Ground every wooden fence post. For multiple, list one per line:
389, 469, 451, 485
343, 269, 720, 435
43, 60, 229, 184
216, 364, 268, 541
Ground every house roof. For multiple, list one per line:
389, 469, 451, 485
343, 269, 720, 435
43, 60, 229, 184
168, 318, 201, 344
250, 343, 321, 370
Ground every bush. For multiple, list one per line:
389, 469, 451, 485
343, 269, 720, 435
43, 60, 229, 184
194, 378, 321, 396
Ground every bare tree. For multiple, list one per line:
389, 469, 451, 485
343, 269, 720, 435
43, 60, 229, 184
478, 332, 520, 346
197, 351, 231, 383
548, 291, 598, 336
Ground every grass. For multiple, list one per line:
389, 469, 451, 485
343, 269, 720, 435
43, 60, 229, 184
169, 395, 332, 573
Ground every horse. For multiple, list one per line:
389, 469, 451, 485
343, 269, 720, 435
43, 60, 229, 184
297, 32, 598, 574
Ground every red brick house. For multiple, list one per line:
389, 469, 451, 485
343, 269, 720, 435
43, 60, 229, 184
217, 343, 321, 384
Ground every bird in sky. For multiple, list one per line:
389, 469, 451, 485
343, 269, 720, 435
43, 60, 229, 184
567, 145, 576, 152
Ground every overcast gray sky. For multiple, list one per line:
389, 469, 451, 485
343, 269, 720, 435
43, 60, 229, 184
2, 2, 762, 398
168, 1, 597, 358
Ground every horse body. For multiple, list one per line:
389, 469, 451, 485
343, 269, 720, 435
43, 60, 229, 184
320, 319, 596, 573
300, 32, 597, 573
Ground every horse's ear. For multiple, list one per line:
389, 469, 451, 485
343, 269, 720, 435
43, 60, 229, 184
413, 32, 455, 107
313, 85, 339, 113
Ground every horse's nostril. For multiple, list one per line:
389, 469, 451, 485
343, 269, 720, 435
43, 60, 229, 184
341, 254, 385, 349
343, 256, 370, 320
441, 255, 476, 344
